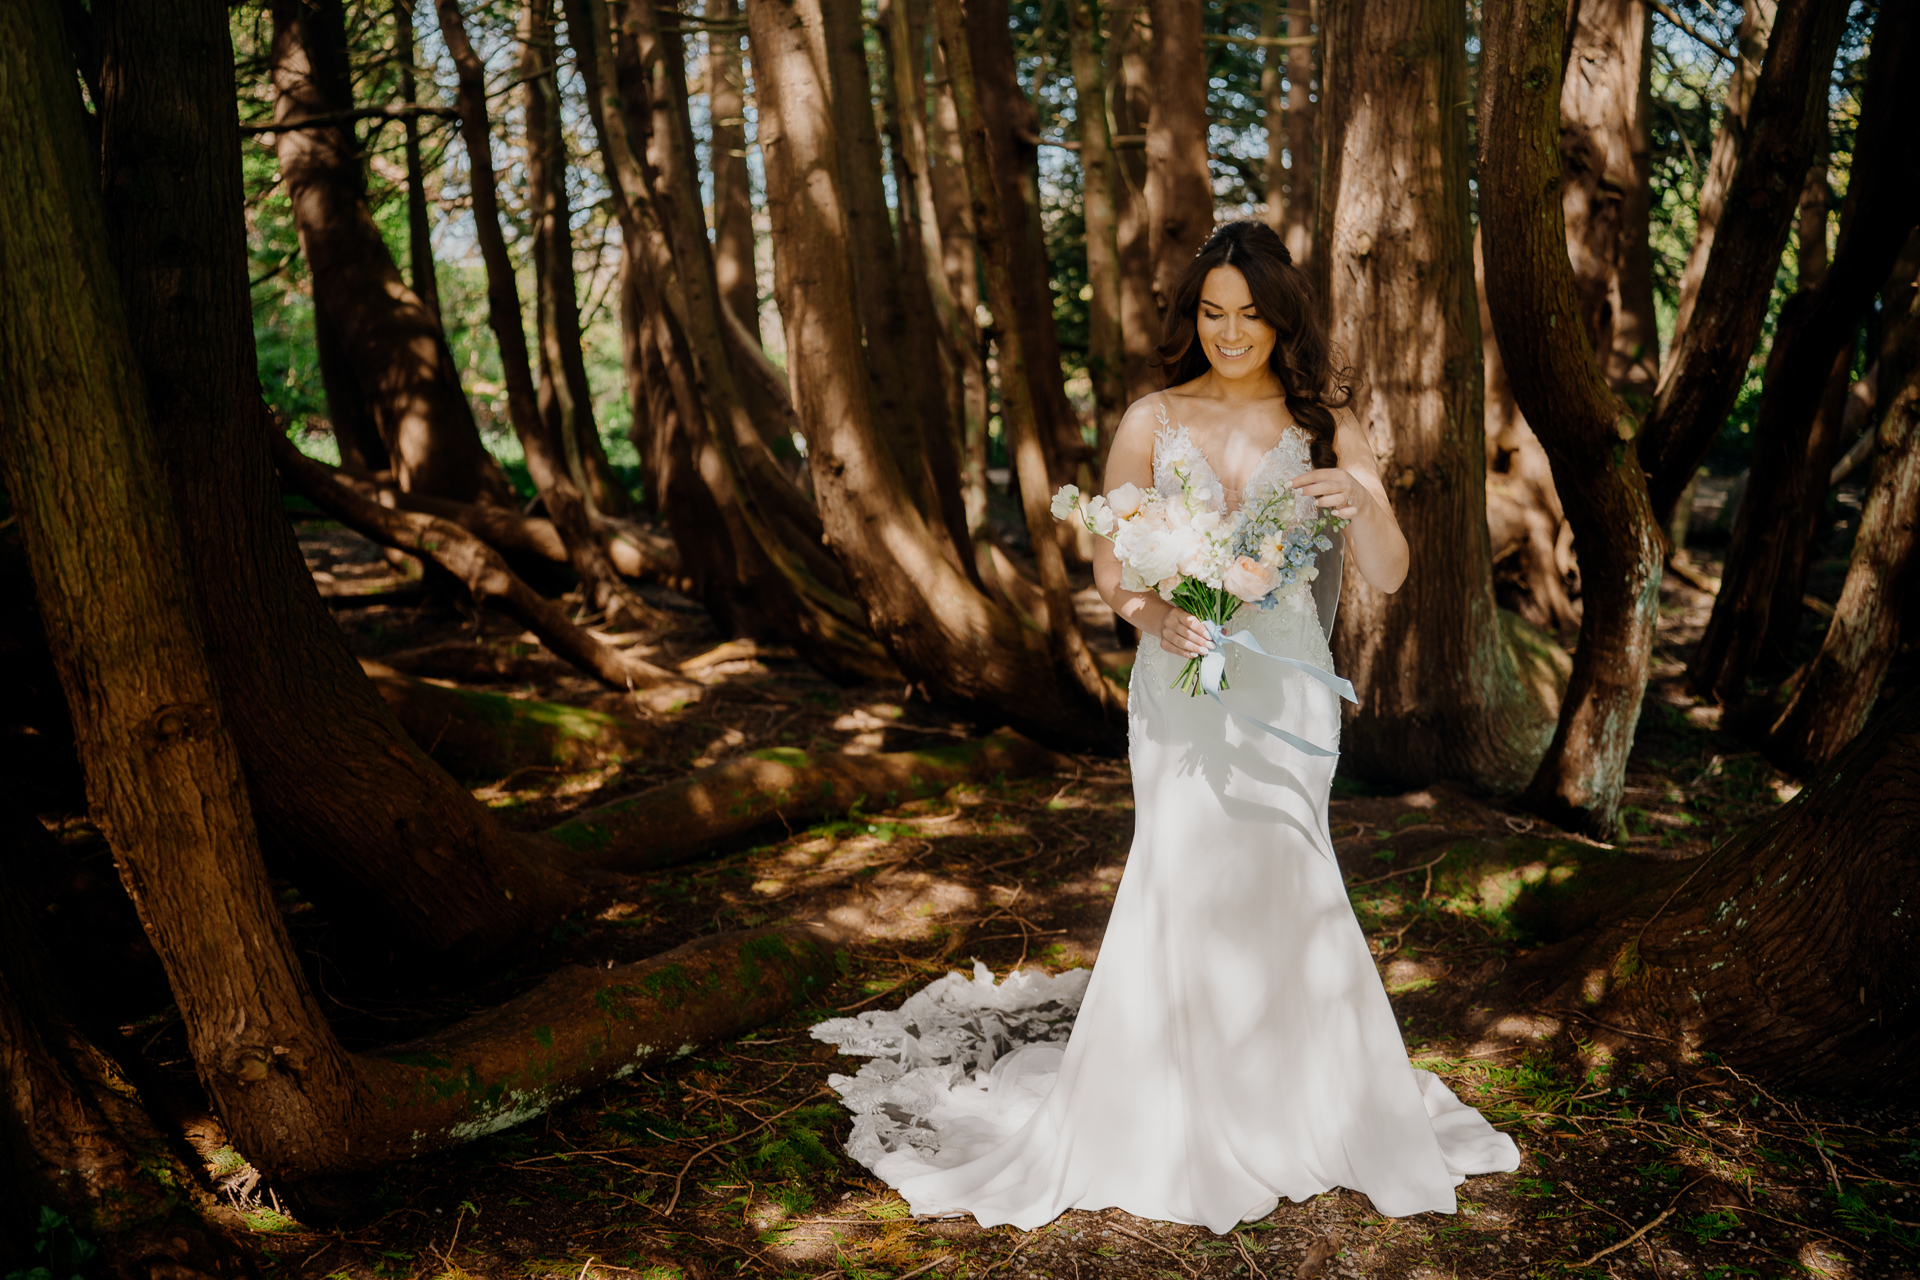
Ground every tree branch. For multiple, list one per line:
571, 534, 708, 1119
240, 102, 460, 135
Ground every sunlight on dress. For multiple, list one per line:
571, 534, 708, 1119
811, 415, 1520, 1233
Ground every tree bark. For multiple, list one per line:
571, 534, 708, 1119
1280, 2, 1317, 265
524, 0, 633, 519
394, 0, 441, 324
1112, 10, 1160, 402
1069, 0, 1126, 468
437, 0, 648, 625
1311, 0, 1558, 793
1766, 288, 1920, 774
1479, 0, 1667, 836
706, 0, 762, 341
99, 0, 575, 961
1143, 0, 1213, 311
1690, 4, 1919, 705
1635, 0, 1850, 526
268, 0, 514, 505
745, 0, 1126, 751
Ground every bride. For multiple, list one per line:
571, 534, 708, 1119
812, 219, 1520, 1233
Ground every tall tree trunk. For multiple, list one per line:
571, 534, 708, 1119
1766, 286, 1920, 774
1143, 0, 1213, 310
966, 0, 1087, 485
1070, 0, 1125, 468
1479, 0, 1667, 836
1311, 0, 1556, 792
706, 0, 761, 341
566, 0, 896, 680
1266, 1, 1316, 265
100, 0, 574, 960
524, 0, 633, 518
435, 0, 648, 623
745, 0, 1126, 751
1112, 11, 1159, 402
0, 0, 372, 1166
923, 32, 993, 531
1635, 0, 1850, 526
394, 0, 441, 324
268, 0, 514, 505
1690, 4, 1920, 706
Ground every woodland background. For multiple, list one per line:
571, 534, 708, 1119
0, 0, 1917, 1276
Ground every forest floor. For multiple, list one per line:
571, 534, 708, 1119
40, 509, 1919, 1280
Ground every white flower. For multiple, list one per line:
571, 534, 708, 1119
1107, 482, 1145, 518
1090, 500, 1116, 535
1049, 484, 1080, 519
1192, 510, 1221, 534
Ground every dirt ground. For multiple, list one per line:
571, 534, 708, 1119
40, 512, 1919, 1280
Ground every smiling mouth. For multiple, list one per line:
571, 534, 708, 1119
1216, 344, 1253, 358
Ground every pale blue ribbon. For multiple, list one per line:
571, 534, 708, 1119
1195, 620, 1358, 759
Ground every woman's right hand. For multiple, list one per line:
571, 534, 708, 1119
1156, 606, 1215, 658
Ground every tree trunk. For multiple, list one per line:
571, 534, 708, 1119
1069, 0, 1125, 468
707, 0, 762, 341
1766, 290, 1920, 774
745, 0, 1127, 751
1602, 686, 1920, 1094
524, 0, 633, 519
1311, 0, 1557, 793
394, 0, 441, 324
268, 0, 514, 506
1689, 4, 1919, 705
1559, 0, 1659, 404
99, 0, 575, 961
1280, 2, 1317, 265
1635, 0, 1850, 526
1143, 0, 1213, 310
436, 0, 647, 624
1478, 0, 1667, 836
1112, 11, 1160, 402
965, 0, 1087, 485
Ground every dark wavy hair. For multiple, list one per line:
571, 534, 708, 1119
1155, 219, 1351, 470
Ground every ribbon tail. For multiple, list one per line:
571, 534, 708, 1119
1203, 687, 1341, 758
1218, 631, 1358, 704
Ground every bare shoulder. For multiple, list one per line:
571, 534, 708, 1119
1104, 394, 1169, 487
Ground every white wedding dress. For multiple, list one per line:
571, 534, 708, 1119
812, 414, 1520, 1233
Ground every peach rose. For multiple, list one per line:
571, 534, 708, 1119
1107, 482, 1145, 519
1222, 554, 1281, 603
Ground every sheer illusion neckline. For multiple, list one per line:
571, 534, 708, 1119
1152, 394, 1308, 514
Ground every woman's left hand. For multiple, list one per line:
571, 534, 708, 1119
1289, 468, 1367, 521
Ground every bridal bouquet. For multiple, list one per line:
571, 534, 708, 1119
1051, 465, 1345, 696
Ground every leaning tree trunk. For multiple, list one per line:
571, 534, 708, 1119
1143, 0, 1214, 310
744, 0, 1127, 752
436, 0, 649, 625
1479, 0, 1667, 836
1635, 0, 1850, 526
706, 0, 762, 341
1766, 289, 1920, 774
98, 0, 574, 960
267, 0, 514, 505
1691, 3, 1920, 705
1312, 0, 1558, 793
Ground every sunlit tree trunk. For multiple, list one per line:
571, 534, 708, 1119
394, 0, 441, 324
1767, 292, 1920, 774
101, 0, 573, 959
1479, 0, 1666, 836
706, 0, 761, 341
1312, 0, 1557, 793
1112, 12, 1159, 401
1263, 0, 1316, 265
1069, 0, 1125, 466
1143, 0, 1212, 310
1635, 0, 1850, 526
268, 0, 513, 505
1691, 5, 1919, 706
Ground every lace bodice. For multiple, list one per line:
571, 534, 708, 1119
1150, 397, 1312, 516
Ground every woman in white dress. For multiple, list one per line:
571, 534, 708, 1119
812, 220, 1520, 1233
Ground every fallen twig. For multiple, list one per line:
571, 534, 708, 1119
1575, 1176, 1706, 1269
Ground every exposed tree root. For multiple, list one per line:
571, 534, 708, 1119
359, 659, 659, 780
546, 731, 1072, 873
274, 437, 697, 694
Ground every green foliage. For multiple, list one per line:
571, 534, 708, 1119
4, 1208, 96, 1280
744, 1103, 844, 1178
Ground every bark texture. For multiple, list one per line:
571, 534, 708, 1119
97, 0, 572, 959
1069, 0, 1126, 465
1314, 0, 1557, 792
1691, 4, 1920, 705
268, 0, 513, 505
1479, 0, 1666, 835
706, 0, 762, 339
1636, 0, 1850, 524
394, 0, 441, 323
1144, 0, 1214, 309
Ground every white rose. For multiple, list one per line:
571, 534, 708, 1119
1192, 510, 1221, 533
1049, 484, 1080, 519
1107, 482, 1145, 518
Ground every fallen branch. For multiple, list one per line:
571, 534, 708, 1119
548, 732, 1074, 874
273, 436, 695, 695
1575, 1176, 1707, 1269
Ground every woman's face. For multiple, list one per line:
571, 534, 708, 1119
1196, 266, 1276, 382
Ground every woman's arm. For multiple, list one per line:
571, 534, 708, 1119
1288, 412, 1410, 593
1093, 402, 1215, 658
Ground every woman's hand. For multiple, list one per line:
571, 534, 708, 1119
1156, 606, 1215, 658
1288, 468, 1368, 521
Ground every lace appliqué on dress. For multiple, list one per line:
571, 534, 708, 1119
812, 962, 1091, 1174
